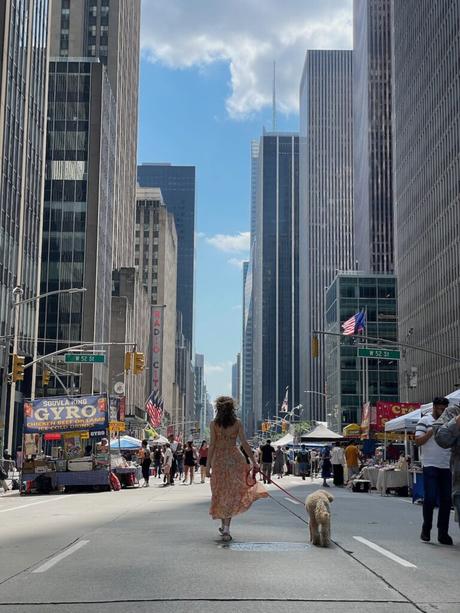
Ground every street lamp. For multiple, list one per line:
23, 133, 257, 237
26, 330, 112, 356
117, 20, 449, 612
0, 287, 86, 455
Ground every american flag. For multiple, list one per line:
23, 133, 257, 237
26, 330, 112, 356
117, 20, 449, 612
280, 386, 289, 412
342, 310, 366, 336
145, 390, 164, 427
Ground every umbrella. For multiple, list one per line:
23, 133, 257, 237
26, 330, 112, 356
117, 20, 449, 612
110, 435, 142, 450
149, 435, 168, 445
300, 423, 343, 441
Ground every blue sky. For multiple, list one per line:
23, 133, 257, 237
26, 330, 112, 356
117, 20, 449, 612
137, 0, 352, 401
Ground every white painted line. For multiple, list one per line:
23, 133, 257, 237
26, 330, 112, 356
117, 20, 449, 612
0, 496, 71, 514
32, 540, 89, 573
353, 536, 416, 568
284, 497, 301, 505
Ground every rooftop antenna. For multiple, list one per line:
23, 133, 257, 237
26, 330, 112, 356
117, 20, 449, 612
272, 60, 277, 132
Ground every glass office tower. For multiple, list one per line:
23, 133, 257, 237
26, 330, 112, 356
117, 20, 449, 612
325, 273, 398, 431
40, 59, 115, 394
252, 133, 300, 427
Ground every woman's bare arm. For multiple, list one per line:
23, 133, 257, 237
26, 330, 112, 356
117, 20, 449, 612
238, 421, 257, 464
206, 422, 215, 476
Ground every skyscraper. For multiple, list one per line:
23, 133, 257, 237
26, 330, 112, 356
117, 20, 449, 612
137, 164, 196, 347
392, 0, 460, 399
0, 0, 51, 450
49, 0, 141, 269
241, 259, 254, 434
353, 0, 394, 274
299, 50, 354, 422
252, 133, 300, 427
40, 59, 116, 394
231, 353, 241, 406
135, 187, 178, 424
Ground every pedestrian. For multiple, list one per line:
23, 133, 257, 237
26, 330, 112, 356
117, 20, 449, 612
433, 401, 460, 534
296, 444, 310, 480
199, 440, 208, 483
309, 449, 319, 478
259, 439, 275, 484
168, 434, 178, 485
331, 442, 345, 486
273, 446, 285, 479
207, 396, 267, 541
0, 460, 9, 495
321, 447, 332, 487
138, 439, 152, 487
153, 445, 162, 478
175, 444, 184, 480
344, 441, 360, 481
183, 441, 197, 485
415, 397, 452, 544
162, 443, 173, 487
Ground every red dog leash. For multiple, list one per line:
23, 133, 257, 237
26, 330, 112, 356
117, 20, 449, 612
247, 466, 305, 505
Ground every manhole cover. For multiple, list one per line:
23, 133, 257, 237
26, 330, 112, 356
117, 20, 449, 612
228, 542, 309, 552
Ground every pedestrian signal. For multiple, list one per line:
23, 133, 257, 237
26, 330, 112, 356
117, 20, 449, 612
282, 421, 288, 432
133, 351, 145, 374
312, 335, 319, 358
42, 369, 51, 386
12, 354, 25, 382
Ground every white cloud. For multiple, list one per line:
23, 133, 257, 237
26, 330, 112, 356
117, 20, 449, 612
204, 363, 225, 375
232, 304, 242, 310
140, 0, 352, 118
206, 231, 250, 253
228, 258, 246, 269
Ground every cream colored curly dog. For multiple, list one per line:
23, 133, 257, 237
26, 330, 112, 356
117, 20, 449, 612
305, 489, 334, 547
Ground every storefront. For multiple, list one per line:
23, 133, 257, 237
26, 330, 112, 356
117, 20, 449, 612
21, 394, 112, 493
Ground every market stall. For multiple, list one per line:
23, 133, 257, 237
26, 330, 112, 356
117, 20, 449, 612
21, 394, 111, 493
109, 435, 143, 487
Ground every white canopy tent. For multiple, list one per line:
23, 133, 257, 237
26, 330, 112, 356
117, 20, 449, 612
301, 423, 343, 441
272, 433, 294, 447
384, 388, 460, 457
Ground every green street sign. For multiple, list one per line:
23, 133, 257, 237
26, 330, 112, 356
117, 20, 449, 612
64, 353, 105, 364
357, 348, 400, 360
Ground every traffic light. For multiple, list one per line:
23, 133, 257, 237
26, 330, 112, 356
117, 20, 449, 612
312, 335, 319, 358
12, 354, 25, 382
124, 351, 132, 372
282, 420, 288, 433
133, 351, 145, 374
42, 369, 51, 387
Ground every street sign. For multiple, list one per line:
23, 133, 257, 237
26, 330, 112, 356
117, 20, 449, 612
113, 381, 125, 395
357, 348, 400, 360
64, 353, 105, 363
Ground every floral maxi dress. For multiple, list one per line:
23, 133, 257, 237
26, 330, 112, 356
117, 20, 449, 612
209, 421, 268, 520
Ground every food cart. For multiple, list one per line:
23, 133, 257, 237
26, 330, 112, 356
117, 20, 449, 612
21, 394, 112, 493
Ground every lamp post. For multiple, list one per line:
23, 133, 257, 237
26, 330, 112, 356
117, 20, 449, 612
0, 286, 86, 455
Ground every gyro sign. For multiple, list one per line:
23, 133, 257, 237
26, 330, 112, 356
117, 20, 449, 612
23, 395, 108, 433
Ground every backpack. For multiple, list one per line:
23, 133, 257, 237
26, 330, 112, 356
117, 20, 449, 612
296, 451, 309, 463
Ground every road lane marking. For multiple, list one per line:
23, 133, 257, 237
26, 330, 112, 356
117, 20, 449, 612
32, 540, 89, 573
284, 497, 301, 505
0, 496, 72, 514
353, 536, 416, 568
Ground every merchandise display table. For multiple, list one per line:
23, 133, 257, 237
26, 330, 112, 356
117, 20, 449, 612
22, 469, 110, 489
376, 468, 410, 495
361, 466, 380, 489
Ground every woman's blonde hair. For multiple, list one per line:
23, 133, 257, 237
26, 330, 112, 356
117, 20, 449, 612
214, 396, 237, 428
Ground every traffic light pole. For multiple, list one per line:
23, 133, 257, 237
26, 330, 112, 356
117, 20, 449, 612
0, 293, 14, 456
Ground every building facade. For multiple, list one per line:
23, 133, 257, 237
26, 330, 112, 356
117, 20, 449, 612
194, 353, 205, 436
231, 353, 241, 406
135, 187, 178, 424
39, 59, 116, 394
49, 0, 141, 269
252, 133, 300, 428
137, 164, 196, 347
0, 0, 51, 450
392, 0, 460, 400
353, 0, 394, 274
325, 273, 398, 431
241, 259, 254, 434
299, 50, 354, 422
110, 268, 150, 435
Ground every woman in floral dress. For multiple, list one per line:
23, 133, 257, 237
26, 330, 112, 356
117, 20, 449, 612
207, 396, 267, 541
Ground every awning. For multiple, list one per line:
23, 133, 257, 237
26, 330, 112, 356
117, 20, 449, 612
385, 388, 460, 432
109, 435, 142, 450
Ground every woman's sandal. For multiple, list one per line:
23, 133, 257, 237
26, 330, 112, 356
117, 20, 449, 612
221, 531, 232, 542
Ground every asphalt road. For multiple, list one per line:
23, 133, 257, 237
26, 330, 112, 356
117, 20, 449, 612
0, 475, 459, 613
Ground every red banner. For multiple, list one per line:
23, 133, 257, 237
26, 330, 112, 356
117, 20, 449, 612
373, 401, 420, 431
